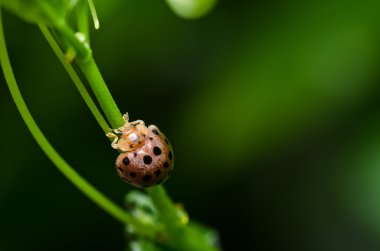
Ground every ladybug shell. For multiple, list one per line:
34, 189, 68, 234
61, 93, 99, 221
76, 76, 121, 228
115, 126, 174, 188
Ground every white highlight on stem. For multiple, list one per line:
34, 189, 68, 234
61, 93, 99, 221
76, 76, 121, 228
75, 32, 90, 49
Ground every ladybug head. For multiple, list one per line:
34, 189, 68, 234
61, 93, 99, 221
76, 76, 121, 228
117, 121, 149, 152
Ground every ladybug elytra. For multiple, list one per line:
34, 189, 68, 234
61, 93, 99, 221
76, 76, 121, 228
107, 113, 174, 188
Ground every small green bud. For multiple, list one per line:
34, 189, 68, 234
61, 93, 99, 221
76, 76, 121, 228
165, 0, 217, 19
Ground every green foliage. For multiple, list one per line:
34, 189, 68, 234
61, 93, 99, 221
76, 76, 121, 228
2, 0, 91, 60
125, 190, 220, 250
165, 0, 217, 19
1, 0, 77, 26
125, 191, 162, 228
124, 192, 166, 251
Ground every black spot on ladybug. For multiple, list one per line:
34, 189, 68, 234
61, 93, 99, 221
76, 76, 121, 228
152, 129, 159, 135
143, 155, 153, 165
168, 151, 173, 160
112, 117, 174, 188
153, 146, 162, 156
123, 157, 130, 165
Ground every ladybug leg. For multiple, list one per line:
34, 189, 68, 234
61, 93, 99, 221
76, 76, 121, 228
122, 113, 129, 123
113, 128, 122, 134
106, 132, 119, 149
123, 112, 144, 127
129, 119, 145, 126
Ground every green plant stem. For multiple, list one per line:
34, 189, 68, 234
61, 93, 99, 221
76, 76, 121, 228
148, 187, 220, 251
147, 186, 182, 227
0, 8, 157, 239
76, 0, 90, 42
39, 24, 109, 134
77, 57, 124, 128
87, 0, 100, 30
36, 1, 91, 60
56, 22, 91, 60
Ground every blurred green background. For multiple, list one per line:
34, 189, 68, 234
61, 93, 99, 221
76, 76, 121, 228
1, 0, 380, 250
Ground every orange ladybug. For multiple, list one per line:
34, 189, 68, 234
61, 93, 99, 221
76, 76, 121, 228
107, 113, 174, 188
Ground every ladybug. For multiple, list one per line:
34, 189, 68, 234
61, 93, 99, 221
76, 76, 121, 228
106, 113, 174, 188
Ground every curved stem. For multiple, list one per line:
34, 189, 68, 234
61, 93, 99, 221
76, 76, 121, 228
0, 8, 157, 239
39, 24, 109, 134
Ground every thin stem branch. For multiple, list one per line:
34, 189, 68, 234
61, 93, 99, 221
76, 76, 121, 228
39, 24, 109, 134
77, 57, 125, 128
87, 0, 100, 30
0, 8, 156, 239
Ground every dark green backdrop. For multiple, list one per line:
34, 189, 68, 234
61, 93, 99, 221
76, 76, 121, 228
1, 0, 380, 250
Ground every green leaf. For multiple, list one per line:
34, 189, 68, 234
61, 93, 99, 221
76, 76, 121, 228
165, 0, 217, 19
125, 191, 162, 229
1, 0, 78, 27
